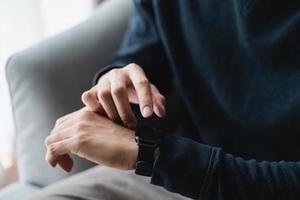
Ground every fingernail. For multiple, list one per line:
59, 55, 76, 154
142, 106, 152, 118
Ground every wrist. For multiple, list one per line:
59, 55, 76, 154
127, 141, 160, 171
129, 146, 160, 171
127, 137, 138, 170
134, 126, 163, 176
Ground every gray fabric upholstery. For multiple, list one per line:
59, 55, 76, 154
5, 0, 131, 187
28, 166, 190, 200
0, 182, 40, 200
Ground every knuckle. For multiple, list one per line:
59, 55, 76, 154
98, 88, 111, 100
49, 144, 57, 156
108, 68, 122, 79
111, 86, 126, 97
126, 63, 140, 70
55, 118, 62, 126
109, 68, 119, 75
98, 75, 109, 85
136, 79, 149, 87
75, 123, 88, 132
79, 110, 93, 120
81, 91, 92, 102
74, 134, 89, 147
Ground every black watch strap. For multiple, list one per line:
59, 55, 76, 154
135, 126, 162, 176
135, 142, 156, 176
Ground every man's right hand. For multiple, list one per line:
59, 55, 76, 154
81, 63, 166, 129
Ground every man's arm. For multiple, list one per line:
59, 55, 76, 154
152, 136, 300, 200
46, 108, 300, 200
47, 1, 300, 199
82, 0, 172, 127
95, 0, 172, 92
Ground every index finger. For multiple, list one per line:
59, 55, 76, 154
126, 64, 153, 118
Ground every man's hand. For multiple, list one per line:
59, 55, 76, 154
81, 63, 166, 129
45, 108, 138, 172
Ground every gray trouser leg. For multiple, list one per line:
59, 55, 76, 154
28, 166, 190, 200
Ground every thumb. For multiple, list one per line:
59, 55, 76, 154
81, 87, 103, 112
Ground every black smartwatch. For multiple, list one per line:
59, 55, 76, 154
135, 126, 163, 176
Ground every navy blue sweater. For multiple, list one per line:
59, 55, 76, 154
94, 0, 300, 199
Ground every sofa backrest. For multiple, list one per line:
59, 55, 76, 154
5, 0, 132, 187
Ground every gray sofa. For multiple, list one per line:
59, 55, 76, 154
0, 0, 131, 199
1, 0, 185, 199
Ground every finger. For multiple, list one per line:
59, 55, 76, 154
110, 72, 137, 129
81, 87, 104, 113
46, 138, 74, 168
57, 154, 74, 172
127, 86, 139, 104
151, 85, 166, 105
126, 64, 153, 118
55, 111, 79, 127
97, 80, 121, 123
45, 126, 73, 147
52, 108, 96, 136
54, 108, 94, 132
151, 85, 166, 117
54, 108, 86, 127
153, 97, 166, 118
46, 148, 58, 167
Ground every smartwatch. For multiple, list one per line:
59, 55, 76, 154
135, 126, 163, 176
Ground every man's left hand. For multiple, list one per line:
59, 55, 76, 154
45, 107, 138, 172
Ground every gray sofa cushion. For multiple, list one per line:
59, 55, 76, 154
5, 0, 131, 187
28, 166, 190, 200
0, 182, 40, 200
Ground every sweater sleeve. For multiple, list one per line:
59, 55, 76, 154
152, 136, 300, 200
93, 0, 172, 94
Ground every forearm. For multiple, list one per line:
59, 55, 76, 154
152, 136, 300, 200
93, 0, 172, 94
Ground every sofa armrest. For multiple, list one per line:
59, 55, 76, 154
5, 0, 131, 187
